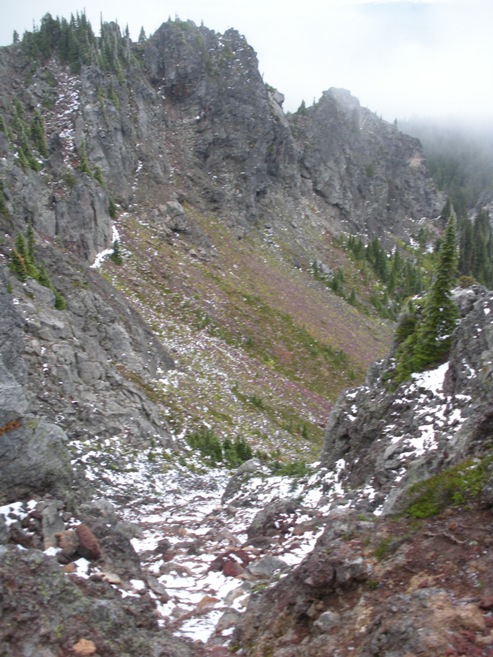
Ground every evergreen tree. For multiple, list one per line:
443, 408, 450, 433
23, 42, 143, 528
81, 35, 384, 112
412, 214, 459, 371
8, 230, 67, 309
0, 180, 8, 217
30, 111, 49, 158
77, 139, 91, 174
391, 298, 422, 384
10, 232, 39, 280
109, 239, 123, 265
108, 197, 118, 218
390, 214, 459, 385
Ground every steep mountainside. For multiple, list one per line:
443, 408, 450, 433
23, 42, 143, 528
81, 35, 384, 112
234, 286, 493, 657
2, 14, 490, 657
0, 18, 443, 456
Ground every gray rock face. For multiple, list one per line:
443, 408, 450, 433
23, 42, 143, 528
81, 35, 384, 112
143, 23, 300, 222
0, 20, 443, 272
290, 88, 444, 242
8, 245, 175, 450
0, 148, 114, 264
0, 265, 74, 504
0, 267, 28, 426
0, 266, 26, 386
0, 252, 175, 504
319, 287, 493, 514
0, 416, 73, 505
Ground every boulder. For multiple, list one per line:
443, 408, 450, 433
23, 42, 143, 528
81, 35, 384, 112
0, 416, 73, 505
0, 545, 207, 657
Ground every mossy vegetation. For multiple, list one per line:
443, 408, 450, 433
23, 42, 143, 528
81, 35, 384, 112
404, 455, 493, 519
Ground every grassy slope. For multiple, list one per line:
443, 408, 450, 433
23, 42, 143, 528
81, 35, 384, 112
103, 207, 393, 462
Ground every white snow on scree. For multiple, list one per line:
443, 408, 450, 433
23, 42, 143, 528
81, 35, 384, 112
59, 434, 346, 646
0, 362, 471, 648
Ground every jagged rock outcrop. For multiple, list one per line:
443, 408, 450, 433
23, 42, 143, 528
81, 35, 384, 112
0, 265, 73, 505
233, 503, 493, 657
7, 247, 175, 450
290, 88, 444, 242
143, 23, 300, 221
0, 20, 442, 254
318, 286, 493, 514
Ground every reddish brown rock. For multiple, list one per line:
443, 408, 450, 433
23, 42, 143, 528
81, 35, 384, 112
75, 524, 101, 561
209, 555, 226, 572
57, 529, 79, 558
223, 558, 244, 578
480, 595, 493, 610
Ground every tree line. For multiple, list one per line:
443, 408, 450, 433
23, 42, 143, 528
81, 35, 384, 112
19, 12, 139, 75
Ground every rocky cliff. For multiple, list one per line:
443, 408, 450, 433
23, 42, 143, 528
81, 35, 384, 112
318, 285, 493, 515
233, 288, 493, 657
292, 88, 442, 242
0, 17, 443, 451
0, 14, 487, 657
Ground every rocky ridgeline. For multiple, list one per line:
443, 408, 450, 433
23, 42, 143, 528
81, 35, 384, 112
0, 20, 441, 248
291, 88, 443, 243
319, 285, 493, 514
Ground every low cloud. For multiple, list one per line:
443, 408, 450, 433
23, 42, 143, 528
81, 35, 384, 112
2, 0, 492, 122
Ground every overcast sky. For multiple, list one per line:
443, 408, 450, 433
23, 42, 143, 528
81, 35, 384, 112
1, 0, 492, 122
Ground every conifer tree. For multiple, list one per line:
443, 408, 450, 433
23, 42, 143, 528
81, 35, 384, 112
390, 214, 459, 385
78, 139, 91, 174
412, 213, 459, 371
0, 180, 8, 217
10, 232, 39, 280
110, 239, 123, 265
30, 111, 49, 158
